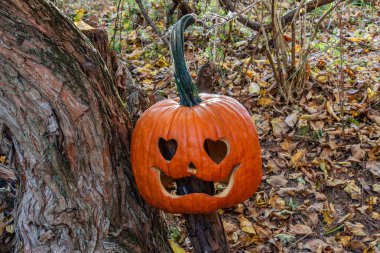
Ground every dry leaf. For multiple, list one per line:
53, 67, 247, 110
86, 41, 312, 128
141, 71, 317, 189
248, 83, 260, 94
326, 101, 340, 121
291, 149, 306, 167
349, 144, 366, 162
266, 173, 288, 187
285, 112, 298, 127
271, 117, 288, 137
344, 222, 367, 236
366, 160, 380, 177
238, 215, 256, 234
344, 180, 362, 200
257, 97, 275, 107
169, 240, 186, 253
289, 224, 313, 235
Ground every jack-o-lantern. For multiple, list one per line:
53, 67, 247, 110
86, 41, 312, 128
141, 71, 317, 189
131, 14, 262, 214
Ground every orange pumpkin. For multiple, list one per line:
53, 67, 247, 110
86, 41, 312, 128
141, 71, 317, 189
131, 14, 262, 214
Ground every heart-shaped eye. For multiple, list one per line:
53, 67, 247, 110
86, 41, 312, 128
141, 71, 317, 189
204, 139, 229, 164
158, 138, 178, 161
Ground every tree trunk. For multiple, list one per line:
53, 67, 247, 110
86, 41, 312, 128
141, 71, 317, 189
0, 0, 171, 252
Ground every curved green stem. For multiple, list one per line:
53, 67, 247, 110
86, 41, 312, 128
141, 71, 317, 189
170, 14, 202, 107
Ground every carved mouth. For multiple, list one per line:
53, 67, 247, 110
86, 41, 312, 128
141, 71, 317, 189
153, 164, 241, 197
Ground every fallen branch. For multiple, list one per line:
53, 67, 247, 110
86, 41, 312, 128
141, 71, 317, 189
219, 0, 337, 32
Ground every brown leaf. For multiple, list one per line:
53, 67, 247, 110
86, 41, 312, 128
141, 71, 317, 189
344, 180, 362, 200
366, 160, 380, 177
266, 173, 288, 187
289, 224, 313, 235
349, 144, 366, 162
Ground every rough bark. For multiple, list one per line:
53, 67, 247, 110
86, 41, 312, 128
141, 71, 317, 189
196, 61, 218, 93
176, 178, 230, 253
0, 1, 171, 252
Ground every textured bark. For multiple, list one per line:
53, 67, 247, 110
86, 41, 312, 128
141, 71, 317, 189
176, 178, 230, 253
196, 61, 218, 93
0, 1, 171, 252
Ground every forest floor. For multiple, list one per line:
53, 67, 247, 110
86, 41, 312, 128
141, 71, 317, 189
2, 1, 378, 252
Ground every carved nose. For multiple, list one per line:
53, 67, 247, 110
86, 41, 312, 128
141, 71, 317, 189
187, 162, 197, 175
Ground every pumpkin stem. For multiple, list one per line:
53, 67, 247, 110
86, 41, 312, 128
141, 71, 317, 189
170, 14, 202, 107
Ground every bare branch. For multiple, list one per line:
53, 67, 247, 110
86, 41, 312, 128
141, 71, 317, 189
135, 0, 170, 47
220, 0, 339, 32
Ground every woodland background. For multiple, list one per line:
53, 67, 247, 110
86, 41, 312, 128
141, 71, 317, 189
0, 0, 379, 252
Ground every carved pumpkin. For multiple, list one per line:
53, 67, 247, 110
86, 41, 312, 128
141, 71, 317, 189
131, 14, 262, 214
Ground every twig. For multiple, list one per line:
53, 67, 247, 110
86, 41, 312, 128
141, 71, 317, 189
135, 0, 170, 47
209, 0, 260, 31
220, 0, 338, 32
337, 4, 346, 138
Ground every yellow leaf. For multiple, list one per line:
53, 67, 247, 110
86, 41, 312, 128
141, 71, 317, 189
372, 212, 380, 220
367, 88, 375, 99
317, 75, 329, 84
238, 215, 256, 234
257, 97, 274, 107
156, 57, 169, 67
6, 225, 14, 234
291, 149, 306, 167
126, 49, 143, 60
322, 209, 334, 225
257, 79, 270, 87
0, 156, 6, 164
74, 8, 85, 22
344, 180, 361, 200
245, 70, 259, 79
74, 20, 94, 30
337, 235, 351, 246
322, 202, 336, 225
346, 37, 364, 43
169, 240, 186, 253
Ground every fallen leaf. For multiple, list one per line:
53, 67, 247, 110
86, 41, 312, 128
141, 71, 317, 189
349, 144, 366, 162
291, 149, 306, 167
344, 222, 367, 236
271, 117, 289, 137
285, 112, 299, 127
366, 160, 380, 177
238, 215, 256, 234
289, 224, 313, 235
344, 180, 362, 200
223, 220, 238, 235
257, 97, 274, 107
155, 57, 169, 67
248, 83, 260, 94
266, 173, 288, 187
303, 239, 328, 252
169, 240, 186, 253
326, 101, 340, 121
275, 233, 295, 244
126, 49, 143, 60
